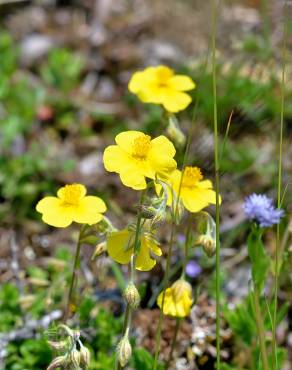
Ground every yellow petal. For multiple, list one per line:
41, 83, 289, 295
72, 196, 106, 225
150, 135, 176, 158
103, 145, 130, 172
157, 288, 177, 316
57, 184, 86, 200
107, 230, 133, 265
146, 237, 162, 256
168, 75, 196, 91
115, 131, 144, 153
136, 237, 157, 271
128, 67, 157, 93
154, 65, 174, 80
162, 91, 192, 113
120, 170, 147, 190
181, 188, 215, 213
36, 196, 60, 214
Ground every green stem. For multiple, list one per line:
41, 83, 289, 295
211, 0, 221, 368
153, 220, 176, 370
272, 3, 287, 369
64, 225, 85, 322
182, 213, 193, 279
253, 289, 269, 370
165, 318, 181, 370
116, 191, 145, 370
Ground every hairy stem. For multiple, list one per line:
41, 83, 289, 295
165, 318, 181, 370
254, 289, 269, 370
64, 225, 85, 322
116, 191, 144, 370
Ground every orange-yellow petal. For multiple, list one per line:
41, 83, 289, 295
136, 237, 157, 271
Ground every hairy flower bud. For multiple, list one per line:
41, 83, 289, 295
69, 348, 81, 368
91, 241, 107, 260
135, 205, 157, 219
124, 282, 140, 309
47, 356, 67, 370
80, 345, 91, 368
167, 115, 186, 148
117, 335, 132, 367
196, 235, 216, 257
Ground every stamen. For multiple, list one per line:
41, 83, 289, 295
182, 166, 203, 188
132, 134, 151, 159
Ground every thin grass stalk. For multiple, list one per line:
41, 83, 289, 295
211, 0, 221, 368
272, 2, 287, 368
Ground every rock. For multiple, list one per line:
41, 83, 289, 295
20, 34, 54, 66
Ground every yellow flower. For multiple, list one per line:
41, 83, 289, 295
107, 229, 162, 271
128, 65, 195, 113
36, 184, 106, 228
103, 131, 177, 190
157, 279, 193, 317
156, 166, 221, 213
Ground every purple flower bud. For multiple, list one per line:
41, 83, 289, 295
243, 193, 284, 228
185, 260, 202, 278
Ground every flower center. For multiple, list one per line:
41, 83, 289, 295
59, 184, 84, 206
181, 166, 203, 188
132, 134, 151, 160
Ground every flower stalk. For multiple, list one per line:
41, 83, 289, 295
116, 191, 145, 370
64, 225, 86, 321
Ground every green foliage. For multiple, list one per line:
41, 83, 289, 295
5, 338, 52, 370
131, 348, 165, 370
0, 284, 21, 331
247, 227, 270, 292
0, 32, 17, 75
40, 48, 84, 92
224, 294, 256, 345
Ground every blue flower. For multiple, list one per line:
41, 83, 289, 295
185, 260, 202, 278
243, 193, 284, 227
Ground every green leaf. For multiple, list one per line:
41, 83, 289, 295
247, 228, 270, 292
131, 348, 164, 370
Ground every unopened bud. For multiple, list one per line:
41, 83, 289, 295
167, 115, 186, 148
47, 356, 67, 370
92, 241, 107, 260
135, 205, 157, 219
117, 335, 132, 367
124, 282, 140, 309
70, 348, 81, 368
196, 235, 216, 257
80, 345, 91, 368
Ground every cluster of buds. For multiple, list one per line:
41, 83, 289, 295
46, 325, 90, 370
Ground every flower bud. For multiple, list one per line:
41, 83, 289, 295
80, 345, 91, 368
124, 282, 140, 309
117, 335, 132, 367
196, 235, 216, 257
47, 356, 67, 370
69, 348, 81, 368
135, 205, 157, 219
167, 114, 186, 148
91, 241, 107, 260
